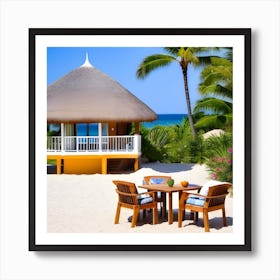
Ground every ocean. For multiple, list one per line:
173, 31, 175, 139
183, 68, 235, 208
142, 114, 187, 129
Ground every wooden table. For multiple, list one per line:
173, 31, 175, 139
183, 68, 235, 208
139, 183, 201, 224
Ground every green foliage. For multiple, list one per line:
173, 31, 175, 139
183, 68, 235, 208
47, 159, 57, 165
195, 97, 232, 114
140, 126, 168, 162
194, 50, 233, 131
206, 152, 232, 183
47, 130, 60, 136
187, 131, 205, 163
136, 47, 224, 139
136, 54, 175, 79
204, 133, 232, 158
140, 122, 232, 185
140, 120, 205, 164
147, 126, 171, 147
199, 56, 232, 98
204, 133, 233, 183
163, 120, 191, 163
195, 114, 232, 130
137, 48, 233, 182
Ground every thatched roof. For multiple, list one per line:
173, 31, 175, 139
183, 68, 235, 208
47, 58, 157, 123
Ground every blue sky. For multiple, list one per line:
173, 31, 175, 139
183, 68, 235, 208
47, 47, 204, 114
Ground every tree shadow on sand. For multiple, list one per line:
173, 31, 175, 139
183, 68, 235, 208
141, 162, 195, 173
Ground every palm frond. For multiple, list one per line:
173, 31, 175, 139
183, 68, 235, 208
194, 98, 232, 114
195, 115, 222, 129
210, 56, 232, 67
136, 54, 176, 79
164, 47, 180, 56
199, 56, 232, 97
199, 84, 232, 99
195, 114, 232, 130
201, 71, 230, 86
194, 56, 220, 67
192, 47, 220, 56
200, 67, 232, 82
148, 126, 171, 147
184, 48, 200, 65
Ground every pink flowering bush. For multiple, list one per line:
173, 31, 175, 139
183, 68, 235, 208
206, 148, 232, 182
204, 134, 233, 183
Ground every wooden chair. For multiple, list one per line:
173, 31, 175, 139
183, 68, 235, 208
143, 175, 171, 218
178, 183, 231, 232
113, 180, 158, 228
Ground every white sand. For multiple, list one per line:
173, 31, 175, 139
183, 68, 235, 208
47, 163, 233, 233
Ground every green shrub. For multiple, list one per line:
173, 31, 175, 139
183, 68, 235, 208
204, 133, 233, 182
204, 133, 232, 158
139, 121, 232, 167
140, 126, 170, 162
140, 121, 207, 164
185, 131, 204, 163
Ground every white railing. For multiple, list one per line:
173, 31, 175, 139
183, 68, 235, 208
47, 135, 141, 153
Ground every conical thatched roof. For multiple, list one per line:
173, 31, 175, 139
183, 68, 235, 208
47, 57, 157, 123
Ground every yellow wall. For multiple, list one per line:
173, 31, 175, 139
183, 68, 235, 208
47, 154, 139, 175
63, 158, 102, 174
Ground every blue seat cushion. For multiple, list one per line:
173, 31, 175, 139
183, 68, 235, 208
149, 178, 164, 184
149, 178, 164, 199
138, 196, 153, 205
186, 197, 205, 207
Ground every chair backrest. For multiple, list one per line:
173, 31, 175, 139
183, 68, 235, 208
206, 183, 231, 207
113, 180, 138, 205
143, 175, 171, 185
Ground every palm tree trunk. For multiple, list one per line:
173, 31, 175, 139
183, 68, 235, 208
182, 66, 197, 139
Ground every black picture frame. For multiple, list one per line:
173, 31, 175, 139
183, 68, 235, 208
29, 28, 251, 251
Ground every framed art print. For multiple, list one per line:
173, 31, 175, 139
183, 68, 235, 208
29, 28, 251, 251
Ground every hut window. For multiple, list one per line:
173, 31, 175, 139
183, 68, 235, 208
47, 124, 61, 136
76, 123, 108, 136
89, 123, 98, 136
101, 123, 108, 136
76, 124, 87, 136
76, 123, 98, 136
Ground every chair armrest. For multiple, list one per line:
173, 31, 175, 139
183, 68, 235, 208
142, 191, 157, 200
180, 191, 205, 200
115, 190, 139, 197
181, 191, 228, 200
115, 190, 157, 200
179, 191, 228, 208
206, 193, 228, 199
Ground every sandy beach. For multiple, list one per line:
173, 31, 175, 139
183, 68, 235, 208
47, 163, 233, 233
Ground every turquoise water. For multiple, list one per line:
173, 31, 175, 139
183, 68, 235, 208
142, 114, 187, 129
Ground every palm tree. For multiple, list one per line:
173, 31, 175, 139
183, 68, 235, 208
194, 53, 233, 130
136, 47, 219, 139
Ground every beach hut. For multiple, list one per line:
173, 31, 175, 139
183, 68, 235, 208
47, 54, 157, 174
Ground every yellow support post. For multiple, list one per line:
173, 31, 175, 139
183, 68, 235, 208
134, 157, 139, 171
56, 158, 62, 174
101, 157, 107, 174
